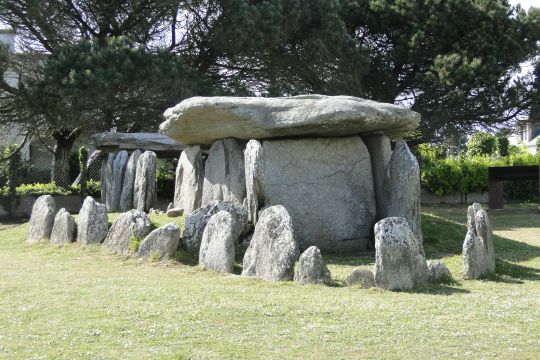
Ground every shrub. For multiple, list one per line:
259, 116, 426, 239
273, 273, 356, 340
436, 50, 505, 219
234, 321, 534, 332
419, 141, 539, 202
496, 134, 510, 157
156, 158, 176, 198
0, 180, 101, 197
467, 132, 496, 156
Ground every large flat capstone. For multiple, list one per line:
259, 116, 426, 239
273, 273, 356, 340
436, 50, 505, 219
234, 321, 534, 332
161, 95, 420, 145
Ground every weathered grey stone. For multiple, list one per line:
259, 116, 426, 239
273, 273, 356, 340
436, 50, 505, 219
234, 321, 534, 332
174, 145, 204, 214
77, 196, 109, 245
137, 223, 180, 260
161, 95, 420, 145
427, 260, 452, 283
386, 140, 422, 243
27, 195, 56, 244
293, 246, 334, 285
119, 150, 142, 211
199, 210, 242, 273
363, 134, 391, 220
134, 151, 157, 212
262, 137, 376, 252
166, 208, 184, 217
374, 217, 428, 291
463, 203, 495, 279
241, 205, 299, 281
201, 138, 246, 206
102, 210, 152, 255
91, 132, 183, 153
182, 201, 248, 255
244, 139, 264, 224
101, 152, 116, 210
343, 268, 375, 288
50, 208, 76, 245
110, 150, 128, 211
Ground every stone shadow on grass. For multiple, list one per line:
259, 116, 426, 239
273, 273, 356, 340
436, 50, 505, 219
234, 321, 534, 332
404, 283, 471, 295
323, 254, 375, 268
422, 214, 540, 263
489, 259, 540, 282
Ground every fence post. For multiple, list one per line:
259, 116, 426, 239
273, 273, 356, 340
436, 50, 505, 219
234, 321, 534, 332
79, 147, 88, 202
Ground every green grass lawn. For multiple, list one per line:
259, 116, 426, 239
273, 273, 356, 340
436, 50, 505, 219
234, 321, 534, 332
0, 208, 539, 359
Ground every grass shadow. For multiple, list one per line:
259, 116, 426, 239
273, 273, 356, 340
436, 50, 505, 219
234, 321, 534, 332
404, 283, 471, 296
422, 213, 540, 263
324, 254, 375, 267
492, 259, 540, 281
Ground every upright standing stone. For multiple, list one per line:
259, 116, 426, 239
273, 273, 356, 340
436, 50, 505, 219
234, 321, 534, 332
110, 150, 129, 211
102, 210, 152, 255
386, 140, 422, 243
201, 138, 246, 206
102, 152, 116, 211
134, 151, 157, 212
463, 203, 496, 279
137, 223, 180, 260
182, 201, 248, 256
241, 205, 299, 281
50, 208, 76, 245
262, 137, 376, 252
77, 196, 109, 245
199, 210, 242, 273
27, 195, 56, 243
363, 134, 391, 220
293, 246, 334, 285
374, 217, 428, 291
174, 145, 204, 214
244, 139, 264, 224
119, 150, 141, 212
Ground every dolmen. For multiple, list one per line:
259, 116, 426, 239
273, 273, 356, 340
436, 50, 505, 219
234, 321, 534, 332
161, 95, 422, 253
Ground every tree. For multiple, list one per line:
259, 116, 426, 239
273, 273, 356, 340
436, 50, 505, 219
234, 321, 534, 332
467, 132, 496, 156
341, 0, 540, 142
0, 37, 210, 185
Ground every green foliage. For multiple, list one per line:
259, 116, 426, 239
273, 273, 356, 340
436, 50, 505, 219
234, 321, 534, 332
496, 134, 510, 157
6, 183, 72, 197
78, 147, 88, 169
128, 236, 142, 253
156, 159, 176, 198
420, 140, 539, 202
0, 180, 101, 197
467, 132, 496, 156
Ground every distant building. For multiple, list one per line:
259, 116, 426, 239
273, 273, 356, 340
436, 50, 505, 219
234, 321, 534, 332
509, 120, 540, 154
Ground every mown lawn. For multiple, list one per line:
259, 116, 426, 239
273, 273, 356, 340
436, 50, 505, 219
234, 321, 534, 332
0, 207, 539, 359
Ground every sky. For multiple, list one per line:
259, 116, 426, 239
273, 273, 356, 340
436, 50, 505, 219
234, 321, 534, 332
509, 0, 538, 10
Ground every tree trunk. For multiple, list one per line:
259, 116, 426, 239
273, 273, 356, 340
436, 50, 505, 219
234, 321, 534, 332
51, 128, 81, 187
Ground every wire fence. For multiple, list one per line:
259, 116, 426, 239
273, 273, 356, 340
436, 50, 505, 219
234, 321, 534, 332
0, 139, 103, 199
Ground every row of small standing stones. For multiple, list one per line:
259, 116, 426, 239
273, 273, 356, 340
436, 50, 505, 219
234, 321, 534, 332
26, 191, 495, 289
27, 195, 178, 260
101, 149, 157, 213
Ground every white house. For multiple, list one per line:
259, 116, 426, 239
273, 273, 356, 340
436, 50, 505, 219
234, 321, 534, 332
508, 121, 540, 154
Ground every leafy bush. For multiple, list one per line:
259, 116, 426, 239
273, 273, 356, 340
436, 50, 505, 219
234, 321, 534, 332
419, 140, 539, 202
466, 132, 496, 156
0, 180, 101, 197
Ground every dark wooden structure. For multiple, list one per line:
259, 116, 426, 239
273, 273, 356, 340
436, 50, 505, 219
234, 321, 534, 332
488, 165, 540, 209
